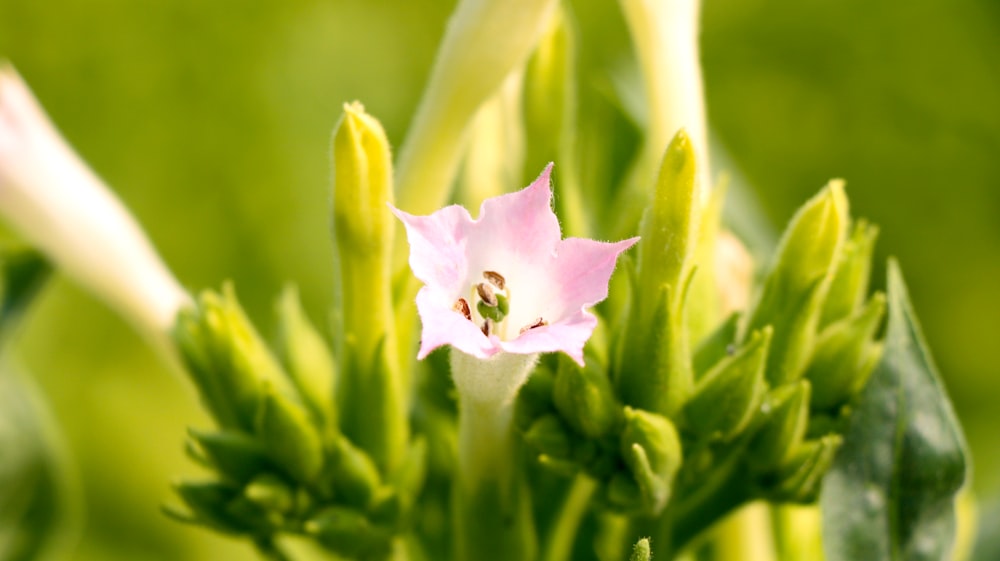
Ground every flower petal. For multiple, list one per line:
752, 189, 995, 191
391, 204, 474, 297
500, 310, 597, 366
542, 237, 639, 321
467, 163, 560, 269
415, 286, 498, 360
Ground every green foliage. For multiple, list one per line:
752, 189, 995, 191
0, 249, 48, 338
0, 250, 78, 561
169, 284, 424, 560
821, 261, 968, 561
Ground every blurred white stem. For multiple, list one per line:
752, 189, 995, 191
394, 0, 557, 220
456, 70, 525, 210
0, 65, 189, 344
620, 0, 709, 199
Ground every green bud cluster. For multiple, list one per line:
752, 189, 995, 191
169, 284, 425, 559
515, 130, 887, 553
519, 354, 682, 516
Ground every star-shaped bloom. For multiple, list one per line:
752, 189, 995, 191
393, 164, 637, 366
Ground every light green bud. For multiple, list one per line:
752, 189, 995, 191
617, 282, 693, 417
684, 327, 770, 441
173, 284, 295, 431
746, 181, 850, 385
617, 131, 700, 417
767, 434, 843, 503
331, 103, 408, 474
692, 312, 741, 377
554, 355, 621, 438
171, 480, 246, 534
327, 435, 383, 510
820, 220, 879, 329
243, 473, 295, 514
748, 381, 811, 471
306, 506, 392, 559
637, 130, 699, 308
275, 285, 337, 433
524, 414, 574, 460
620, 407, 683, 514
187, 429, 268, 485
630, 538, 652, 561
255, 385, 324, 485
332, 101, 394, 257
806, 292, 886, 411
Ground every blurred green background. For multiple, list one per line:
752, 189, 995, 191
1, 0, 997, 559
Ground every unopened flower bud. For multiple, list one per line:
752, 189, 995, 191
275, 285, 337, 431
173, 284, 295, 431
328, 435, 383, 510
766, 434, 843, 503
748, 381, 811, 471
806, 292, 886, 411
243, 473, 295, 514
255, 385, 324, 485
524, 414, 574, 460
554, 355, 621, 438
684, 327, 770, 441
306, 506, 392, 559
820, 220, 879, 329
619, 407, 683, 514
186, 429, 268, 485
746, 181, 850, 385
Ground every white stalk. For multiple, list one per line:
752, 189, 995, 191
450, 349, 538, 491
620, 0, 710, 199
394, 0, 557, 220
0, 65, 189, 342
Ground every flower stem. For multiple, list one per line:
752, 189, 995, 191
541, 474, 597, 561
450, 350, 540, 561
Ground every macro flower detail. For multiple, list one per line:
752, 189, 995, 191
393, 163, 638, 365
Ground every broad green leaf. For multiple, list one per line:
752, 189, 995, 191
821, 259, 968, 561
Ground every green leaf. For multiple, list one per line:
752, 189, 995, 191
0, 249, 49, 338
821, 259, 968, 561
0, 368, 79, 561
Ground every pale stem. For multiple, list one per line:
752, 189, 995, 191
0, 66, 189, 347
393, 0, 558, 271
620, 0, 709, 198
450, 349, 540, 561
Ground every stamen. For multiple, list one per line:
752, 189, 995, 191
519, 317, 547, 334
483, 270, 506, 291
453, 298, 472, 321
481, 319, 492, 336
476, 282, 498, 307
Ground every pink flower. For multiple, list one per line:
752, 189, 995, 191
393, 164, 637, 365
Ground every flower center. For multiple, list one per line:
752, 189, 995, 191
453, 270, 546, 340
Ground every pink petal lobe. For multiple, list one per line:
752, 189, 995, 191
469, 163, 560, 266
415, 287, 498, 359
546, 237, 639, 320
391, 204, 474, 295
500, 310, 597, 366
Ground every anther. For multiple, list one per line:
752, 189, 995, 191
481, 319, 492, 336
476, 282, 498, 307
483, 270, 506, 291
453, 298, 472, 321
520, 317, 547, 334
